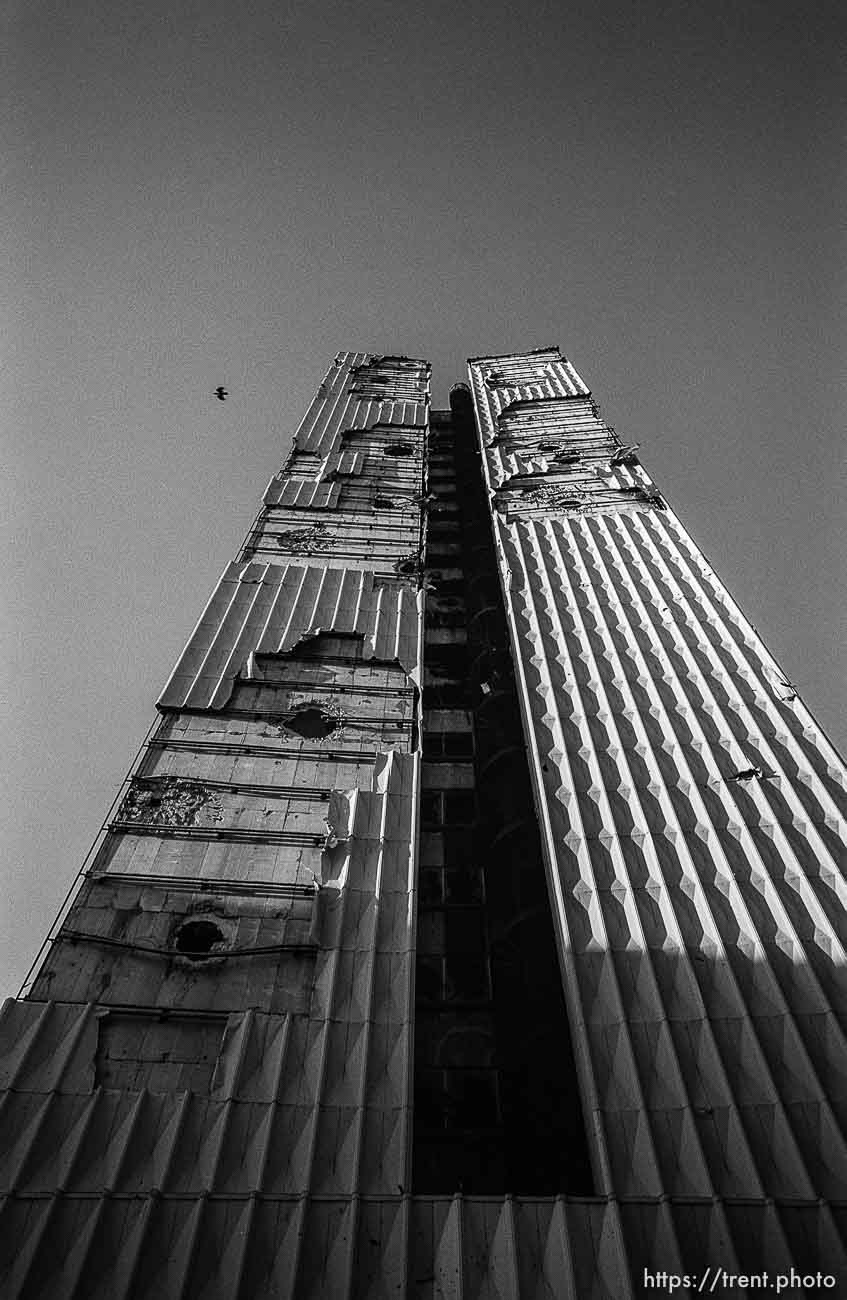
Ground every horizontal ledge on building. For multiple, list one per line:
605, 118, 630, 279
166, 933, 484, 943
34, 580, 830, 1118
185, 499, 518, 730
107, 822, 328, 847
247, 548, 421, 564
2, 1191, 841, 1208
159, 698, 415, 723
129, 777, 332, 801
58, 930, 319, 959
168, 685, 417, 706
85, 872, 317, 899
257, 512, 421, 528
148, 738, 382, 763
10, 1000, 277, 1020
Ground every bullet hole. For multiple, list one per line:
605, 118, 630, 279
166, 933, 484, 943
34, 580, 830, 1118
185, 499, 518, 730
174, 920, 226, 961
282, 706, 341, 740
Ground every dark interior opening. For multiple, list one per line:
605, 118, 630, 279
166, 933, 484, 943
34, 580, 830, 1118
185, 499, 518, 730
282, 707, 338, 739
412, 391, 595, 1197
174, 920, 225, 961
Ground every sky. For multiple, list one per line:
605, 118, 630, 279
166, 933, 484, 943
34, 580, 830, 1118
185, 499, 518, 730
2, 0, 845, 996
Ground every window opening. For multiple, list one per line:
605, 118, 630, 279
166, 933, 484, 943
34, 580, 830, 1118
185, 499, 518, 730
418, 1068, 500, 1129
421, 792, 442, 825
442, 829, 474, 864
445, 869, 484, 905
444, 789, 476, 824
424, 732, 474, 759
419, 790, 477, 827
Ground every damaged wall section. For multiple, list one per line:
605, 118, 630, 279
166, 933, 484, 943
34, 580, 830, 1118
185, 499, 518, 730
6, 354, 429, 1300
158, 564, 422, 710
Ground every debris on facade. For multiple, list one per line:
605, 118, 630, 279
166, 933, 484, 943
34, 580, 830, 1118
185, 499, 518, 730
275, 521, 327, 551
609, 442, 640, 464
118, 776, 223, 826
729, 765, 765, 781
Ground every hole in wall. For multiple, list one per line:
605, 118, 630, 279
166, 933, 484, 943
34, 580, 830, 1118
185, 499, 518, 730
282, 706, 340, 739
173, 920, 226, 962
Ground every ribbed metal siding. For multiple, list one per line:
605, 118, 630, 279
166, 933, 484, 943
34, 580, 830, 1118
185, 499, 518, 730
0, 354, 433, 1299
158, 562, 422, 709
292, 351, 427, 459
466, 348, 847, 1278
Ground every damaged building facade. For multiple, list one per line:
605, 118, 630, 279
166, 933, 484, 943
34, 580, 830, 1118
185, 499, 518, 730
2, 349, 846, 1296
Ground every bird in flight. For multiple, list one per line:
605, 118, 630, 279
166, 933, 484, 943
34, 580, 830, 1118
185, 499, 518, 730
215, 386, 228, 401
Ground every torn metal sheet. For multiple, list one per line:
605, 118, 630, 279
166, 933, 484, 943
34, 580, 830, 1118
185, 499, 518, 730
158, 564, 422, 708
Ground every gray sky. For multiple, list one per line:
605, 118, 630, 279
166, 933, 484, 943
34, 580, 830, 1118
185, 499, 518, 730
3, 0, 845, 996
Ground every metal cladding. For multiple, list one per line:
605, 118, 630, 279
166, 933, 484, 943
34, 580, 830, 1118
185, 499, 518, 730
466, 348, 847, 1277
2, 346, 846, 1297
1, 352, 431, 1299
158, 561, 422, 709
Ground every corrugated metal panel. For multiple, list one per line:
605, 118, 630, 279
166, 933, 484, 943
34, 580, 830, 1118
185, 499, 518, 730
469, 349, 590, 439
343, 398, 428, 431
262, 477, 340, 509
1, 1189, 844, 1298
289, 352, 429, 459
158, 562, 421, 709
332, 448, 364, 477
467, 351, 847, 1229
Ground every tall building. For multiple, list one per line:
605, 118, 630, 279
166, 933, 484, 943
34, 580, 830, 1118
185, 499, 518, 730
2, 349, 845, 1297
